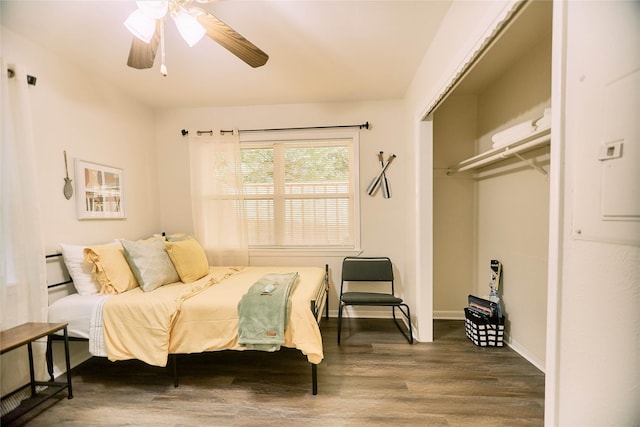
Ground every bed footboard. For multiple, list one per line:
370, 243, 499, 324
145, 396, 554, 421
311, 264, 330, 323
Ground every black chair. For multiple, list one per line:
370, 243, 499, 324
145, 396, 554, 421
337, 256, 413, 344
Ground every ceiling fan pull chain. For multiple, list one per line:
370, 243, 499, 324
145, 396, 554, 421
160, 18, 168, 76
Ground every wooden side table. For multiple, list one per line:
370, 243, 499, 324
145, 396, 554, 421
1, 322, 73, 424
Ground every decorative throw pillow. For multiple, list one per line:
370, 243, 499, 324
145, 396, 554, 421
60, 243, 102, 295
83, 244, 139, 294
165, 238, 210, 283
121, 238, 180, 292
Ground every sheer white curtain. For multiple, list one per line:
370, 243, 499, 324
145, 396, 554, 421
0, 63, 46, 330
189, 129, 249, 265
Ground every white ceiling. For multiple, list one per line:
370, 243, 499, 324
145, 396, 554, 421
1, 0, 453, 109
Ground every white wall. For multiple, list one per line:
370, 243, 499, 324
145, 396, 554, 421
1, 27, 159, 393
154, 100, 413, 318
549, 1, 640, 425
432, 95, 477, 318
2, 29, 161, 249
474, 35, 551, 369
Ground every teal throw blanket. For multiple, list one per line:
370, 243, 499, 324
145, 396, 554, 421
237, 272, 299, 352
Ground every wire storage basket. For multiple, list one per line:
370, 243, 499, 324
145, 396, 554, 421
464, 307, 505, 347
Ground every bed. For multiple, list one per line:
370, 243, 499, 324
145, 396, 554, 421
46, 238, 329, 394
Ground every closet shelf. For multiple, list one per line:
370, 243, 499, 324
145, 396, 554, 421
447, 127, 551, 175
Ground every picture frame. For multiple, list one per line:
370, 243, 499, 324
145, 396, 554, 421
75, 159, 125, 219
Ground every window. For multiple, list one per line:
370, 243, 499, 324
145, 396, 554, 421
240, 130, 360, 250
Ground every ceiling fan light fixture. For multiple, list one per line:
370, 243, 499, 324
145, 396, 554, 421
124, 9, 157, 43
125, 0, 269, 70
136, 0, 169, 20
172, 10, 206, 47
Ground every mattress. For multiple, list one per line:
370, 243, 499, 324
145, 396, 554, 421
48, 293, 110, 339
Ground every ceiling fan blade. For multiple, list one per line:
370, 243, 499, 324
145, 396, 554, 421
194, 9, 268, 68
127, 21, 160, 69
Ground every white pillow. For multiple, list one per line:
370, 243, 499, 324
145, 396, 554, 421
60, 243, 101, 295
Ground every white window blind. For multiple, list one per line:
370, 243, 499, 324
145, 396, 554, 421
241, 131, 359, 249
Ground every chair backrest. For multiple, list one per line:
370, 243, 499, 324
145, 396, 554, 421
341, 256, 394, 294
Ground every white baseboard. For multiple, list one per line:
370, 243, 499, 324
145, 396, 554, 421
504, 335, 546, 373
433, 310, 465, 320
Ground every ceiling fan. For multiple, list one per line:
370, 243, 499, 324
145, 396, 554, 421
124, 0, 268, 75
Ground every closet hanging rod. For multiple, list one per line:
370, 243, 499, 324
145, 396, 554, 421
6, 68, 37, 86
180, 121, 369, 136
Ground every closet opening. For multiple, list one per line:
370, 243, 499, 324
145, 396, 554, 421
430, 0, 552, 371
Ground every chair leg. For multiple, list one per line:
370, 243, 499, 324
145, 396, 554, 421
337, 302, 344, 344
405, 305, 414, 344
392, 305, 414, 344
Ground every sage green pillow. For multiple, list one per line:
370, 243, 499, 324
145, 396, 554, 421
121, 238, 180, 292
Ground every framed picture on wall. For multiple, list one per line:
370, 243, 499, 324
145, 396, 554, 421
75, 159, 125, 220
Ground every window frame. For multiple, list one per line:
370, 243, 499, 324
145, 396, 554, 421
239, 129, 361, 256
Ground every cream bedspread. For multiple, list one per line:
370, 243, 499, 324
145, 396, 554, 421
102, 266, 325, 367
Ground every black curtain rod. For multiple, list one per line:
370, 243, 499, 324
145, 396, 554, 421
6, 69, 37, 86
180, 121, 369, 136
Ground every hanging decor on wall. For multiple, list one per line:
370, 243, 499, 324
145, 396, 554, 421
367, 152, 396, 198
63, 151, 73, 200
74, 159, 126, 220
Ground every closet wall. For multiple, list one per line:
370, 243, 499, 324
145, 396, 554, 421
433, 1, 552, 369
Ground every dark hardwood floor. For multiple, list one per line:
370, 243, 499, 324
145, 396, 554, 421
12, 319, 544, 426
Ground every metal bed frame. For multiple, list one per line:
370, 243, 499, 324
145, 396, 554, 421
46, 253, 330, 395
